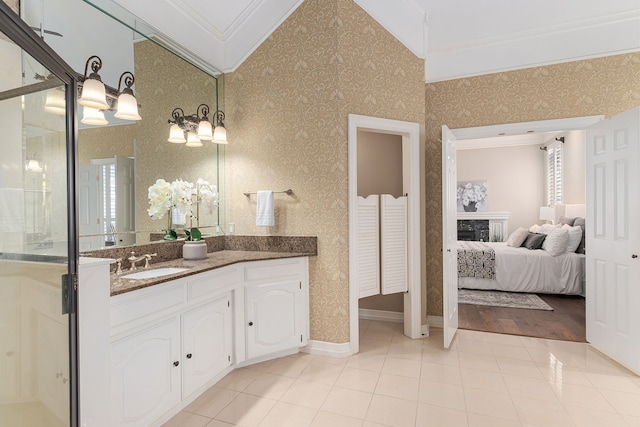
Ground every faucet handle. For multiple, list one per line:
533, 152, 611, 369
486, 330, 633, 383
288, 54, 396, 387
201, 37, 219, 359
143, 253, 157, 269
115, 258, 123, 275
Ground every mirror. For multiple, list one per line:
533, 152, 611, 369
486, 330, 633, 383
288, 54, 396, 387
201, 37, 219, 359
22, 0, 226, 250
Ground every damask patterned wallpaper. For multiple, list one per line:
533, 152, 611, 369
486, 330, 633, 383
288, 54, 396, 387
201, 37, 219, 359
225, 0, 425, 343
425, 52, 640, 316
134, 40, 221, 238
78, 125, 135, 164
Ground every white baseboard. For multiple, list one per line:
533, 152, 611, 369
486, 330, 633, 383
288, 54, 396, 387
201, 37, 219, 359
302, 340, 353, 358
358, 308, 404, 323
427, 315, 443, 328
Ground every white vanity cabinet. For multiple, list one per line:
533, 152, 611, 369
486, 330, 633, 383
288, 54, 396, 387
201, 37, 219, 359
244, 258, 310, 360
103, 256, 309, 427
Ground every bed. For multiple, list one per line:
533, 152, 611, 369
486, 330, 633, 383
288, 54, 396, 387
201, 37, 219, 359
457, 241, 585, 295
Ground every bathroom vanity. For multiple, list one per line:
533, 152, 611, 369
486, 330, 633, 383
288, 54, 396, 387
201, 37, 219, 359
78, 238, 315, 427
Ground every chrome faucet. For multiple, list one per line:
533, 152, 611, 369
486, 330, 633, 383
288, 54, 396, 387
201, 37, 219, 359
128, 252, 157, 270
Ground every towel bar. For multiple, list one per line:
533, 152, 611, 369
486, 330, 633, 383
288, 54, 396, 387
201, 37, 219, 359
243, 189, 293, 197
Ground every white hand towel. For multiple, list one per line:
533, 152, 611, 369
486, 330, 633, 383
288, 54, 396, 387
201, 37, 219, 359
0, 188, 25, 233
256, 190, 275, 227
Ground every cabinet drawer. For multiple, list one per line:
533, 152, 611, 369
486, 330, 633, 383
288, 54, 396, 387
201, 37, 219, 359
187, 266, 239, 301
244, 258, 303, 283
111, 282, 185, 329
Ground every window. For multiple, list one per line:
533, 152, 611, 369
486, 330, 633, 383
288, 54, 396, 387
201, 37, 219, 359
546, 141, 563, 205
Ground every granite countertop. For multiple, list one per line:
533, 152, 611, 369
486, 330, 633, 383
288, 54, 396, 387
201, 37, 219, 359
110, 250, 312, 296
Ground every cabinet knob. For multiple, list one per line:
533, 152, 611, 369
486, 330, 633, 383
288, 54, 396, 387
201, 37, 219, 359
633, 254, 638, 259
186, 353, 192, 359
173, 361, 180, 367
248, 321, 254, 326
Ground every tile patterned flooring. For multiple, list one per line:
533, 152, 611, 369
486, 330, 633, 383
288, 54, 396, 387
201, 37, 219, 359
164, 320, 640, 427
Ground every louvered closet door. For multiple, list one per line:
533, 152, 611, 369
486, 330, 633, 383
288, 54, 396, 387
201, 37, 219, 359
381, 195, 407, 294
357, 195, 380, 299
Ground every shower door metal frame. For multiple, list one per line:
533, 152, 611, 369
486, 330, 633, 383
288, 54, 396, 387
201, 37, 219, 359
0, 3, 80, 426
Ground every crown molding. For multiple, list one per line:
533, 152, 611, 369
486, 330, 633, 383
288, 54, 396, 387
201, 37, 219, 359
426, 10, 640, 82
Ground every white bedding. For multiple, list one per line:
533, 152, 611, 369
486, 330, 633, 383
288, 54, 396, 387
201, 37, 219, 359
457, 242, 584, 295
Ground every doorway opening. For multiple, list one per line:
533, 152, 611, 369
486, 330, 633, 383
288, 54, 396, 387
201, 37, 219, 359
442, 115, 603, 347
348, 114, 423, 355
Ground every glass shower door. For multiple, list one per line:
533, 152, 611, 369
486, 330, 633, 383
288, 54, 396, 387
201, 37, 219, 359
0, 20, 74, 427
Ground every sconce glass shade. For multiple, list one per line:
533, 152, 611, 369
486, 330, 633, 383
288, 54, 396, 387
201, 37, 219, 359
81, 106, 108, 126
212, 125, 228, 144
44, 89, 65, 115
197, 120, 213, 141
78, 77, 109, 110
185, 132, 203, 147
114, 92, 141, 121
26, 159, 42, 172
168, 124, 186, 143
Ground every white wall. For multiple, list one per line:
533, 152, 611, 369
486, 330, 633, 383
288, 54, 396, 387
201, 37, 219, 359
457, 144, 545, 232
560, 130, 586, 204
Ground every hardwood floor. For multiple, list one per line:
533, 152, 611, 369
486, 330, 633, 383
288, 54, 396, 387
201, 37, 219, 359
458, 293, 586, 342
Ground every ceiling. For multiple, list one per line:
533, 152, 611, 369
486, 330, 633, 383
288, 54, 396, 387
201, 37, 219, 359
90, 0, 640, 81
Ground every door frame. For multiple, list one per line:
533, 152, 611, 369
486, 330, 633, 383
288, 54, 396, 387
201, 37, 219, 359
348, 114, 423, 354
0, 3, 80, 426
440, 115, 603, 332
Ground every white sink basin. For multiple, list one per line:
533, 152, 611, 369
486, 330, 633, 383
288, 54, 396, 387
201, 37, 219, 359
121, 267, 189, 280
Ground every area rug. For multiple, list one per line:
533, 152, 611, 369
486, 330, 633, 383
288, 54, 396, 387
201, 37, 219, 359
458, 289, 553, 311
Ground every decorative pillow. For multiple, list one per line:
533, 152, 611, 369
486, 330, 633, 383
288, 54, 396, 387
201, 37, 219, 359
558, 216, 577, 226
522, 232, 546, 250
543, 228, 570, 256
529, 223, 561, 235
506, 227, 529, 247
562, 224, 583, 252
573, 217, 586, 254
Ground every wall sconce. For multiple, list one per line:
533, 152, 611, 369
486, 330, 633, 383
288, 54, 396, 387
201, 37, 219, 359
44, 88, 65, 115
168, 104, 227, 146
26, 159, 43, 172
77, 55, 141, 125
212, 110, 227, 144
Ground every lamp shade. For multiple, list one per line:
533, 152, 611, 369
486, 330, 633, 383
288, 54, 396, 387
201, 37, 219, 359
78, 77, 109, 110
539, 205, 565, 224
114, 92, 141, 121
44, 89, 65, 115
212, 125, 227, 144
81, 106, 108, 126
168, 124, 186, 143
185, 133, 203, 147
197, 119, 213, 141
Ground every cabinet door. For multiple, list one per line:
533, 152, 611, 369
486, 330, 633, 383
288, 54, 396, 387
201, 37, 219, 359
182, 296, 232, 398
246, 280, 303, 359
111, 318, 180, 427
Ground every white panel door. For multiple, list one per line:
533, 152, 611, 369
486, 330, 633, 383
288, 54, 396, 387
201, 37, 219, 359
357, 195, 380, 298
182, 296, 232, 398
115, 156, 136, 246
442, 126, 459, 348
78, 163, 102, 250
586, 107, 640, 372
381, 194, 407, 294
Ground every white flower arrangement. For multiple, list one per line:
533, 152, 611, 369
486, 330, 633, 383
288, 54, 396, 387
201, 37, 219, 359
195, 178, 219, 215
457, 181, 487, 207
147, 179, 172, 220
148, 178, 218, 226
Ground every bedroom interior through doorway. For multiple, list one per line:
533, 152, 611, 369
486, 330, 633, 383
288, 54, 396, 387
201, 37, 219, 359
446, 116, 603, 341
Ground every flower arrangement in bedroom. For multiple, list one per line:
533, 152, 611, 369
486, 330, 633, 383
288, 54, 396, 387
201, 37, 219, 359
457, 181, 488, 212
